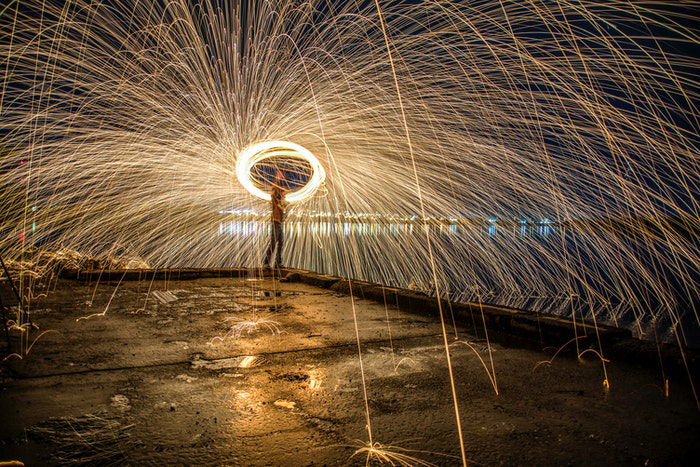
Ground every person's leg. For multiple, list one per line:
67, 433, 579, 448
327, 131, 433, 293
264, 222, 276, 267
275, 222, 284, 267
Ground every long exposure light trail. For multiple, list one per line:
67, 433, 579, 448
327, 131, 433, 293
236, 140, 326, 201
1, 0, 699, 447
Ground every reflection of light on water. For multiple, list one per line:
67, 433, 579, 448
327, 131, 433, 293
307, 368, 325, 391
224, 385, 267, 425
219, 221, 449, 238
241, 220, 556, 238
240, 355, 260, 368
309, 378, 322, 390
219, 221, 264, 237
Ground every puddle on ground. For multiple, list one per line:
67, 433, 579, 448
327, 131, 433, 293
273, 399, 297, 409
175, 374, 198, 383
191, 355, 266, 370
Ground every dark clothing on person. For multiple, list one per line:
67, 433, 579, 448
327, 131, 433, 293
271, 186, 285, 223
265, 221, 284, 267
265, 186, 285, 267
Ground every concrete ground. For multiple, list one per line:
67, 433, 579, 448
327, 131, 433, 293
1, 273, 698, 466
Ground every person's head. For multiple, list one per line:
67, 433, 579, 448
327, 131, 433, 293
273, 169, 287, 192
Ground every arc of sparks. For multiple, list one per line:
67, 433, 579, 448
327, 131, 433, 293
236, 140, 326, 202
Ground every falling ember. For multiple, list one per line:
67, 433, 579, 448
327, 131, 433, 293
350, 440, 440, 467
207, 316, 282, 344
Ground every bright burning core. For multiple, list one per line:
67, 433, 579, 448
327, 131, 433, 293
236, 141, 326, 202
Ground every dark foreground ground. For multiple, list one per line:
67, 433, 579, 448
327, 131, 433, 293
1, 272, 698, 466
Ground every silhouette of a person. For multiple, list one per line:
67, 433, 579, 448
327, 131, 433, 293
264, 170, 287, 268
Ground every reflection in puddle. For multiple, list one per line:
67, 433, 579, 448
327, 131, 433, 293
191, 355, 266, 370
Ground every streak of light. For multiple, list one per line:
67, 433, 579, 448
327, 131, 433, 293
236, 140, 326, 202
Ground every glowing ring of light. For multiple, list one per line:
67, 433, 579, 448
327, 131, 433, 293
236, 141, 325, 202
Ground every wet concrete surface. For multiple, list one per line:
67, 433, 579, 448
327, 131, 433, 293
1, 274, 698, 465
